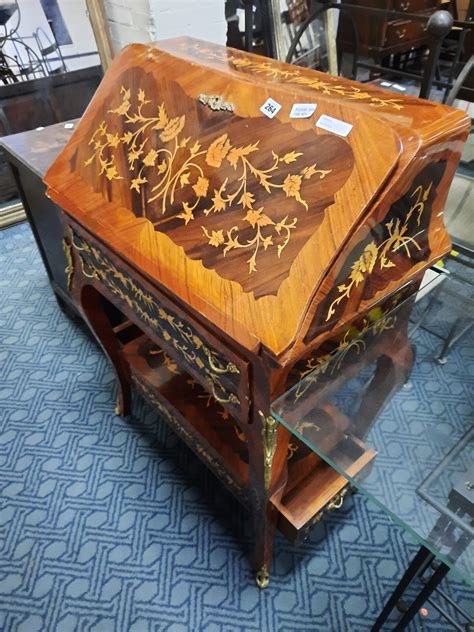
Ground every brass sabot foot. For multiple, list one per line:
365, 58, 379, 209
255, 565, 269, 589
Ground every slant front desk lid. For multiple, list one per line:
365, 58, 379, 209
44, 37, 470, 361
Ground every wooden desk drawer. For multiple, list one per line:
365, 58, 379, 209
68, 226, 249, 418
385, 18, 426, 47
393, 0, 438, 12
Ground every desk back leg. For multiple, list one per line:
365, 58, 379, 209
79, 283, 132, 416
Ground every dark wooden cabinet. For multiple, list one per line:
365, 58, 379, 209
0, 66, 102, 201
0, 121, 81, 317
338, 0, 441, 63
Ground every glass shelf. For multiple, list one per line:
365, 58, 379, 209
272, 277, 474, 587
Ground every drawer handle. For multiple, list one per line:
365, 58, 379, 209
303, 487, 349, 538
209, 379, 240, 406
396, 28, 407, 40
205, 348, 240, 375
400, 1, 410, 10
327, 488, 349, 511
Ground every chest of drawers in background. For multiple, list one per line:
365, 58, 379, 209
337, 0, 441, 65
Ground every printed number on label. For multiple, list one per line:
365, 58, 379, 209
260, 98, 282, 119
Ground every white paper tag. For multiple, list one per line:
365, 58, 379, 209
380, 81, 392, 87
64, 123, 74, 129
260, 97, 282, 119
289, 103, 317, 119
316, 114, 352, 137
392, 83, 407, 92
236, 8, 245, 31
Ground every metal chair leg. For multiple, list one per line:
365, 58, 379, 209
436, 319, 474, 364
393, 562, 450, 631
372, 546, 432, 632
410, 278, 446, 335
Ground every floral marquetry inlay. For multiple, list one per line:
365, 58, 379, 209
182, 41, 404, 111
78, 73, 355, 297
83, 86, 332, 275
295, 305, 397, 401
326, 182, 433, 321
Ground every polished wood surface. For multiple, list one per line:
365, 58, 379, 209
45, 37, 470, 361
1, 119, 79, 178
42, 38, 470, 585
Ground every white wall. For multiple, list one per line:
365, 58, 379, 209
104, 0, 154, 53
3, 0, 99, 74
104, 0, 227, 56
149, 0, 227, 42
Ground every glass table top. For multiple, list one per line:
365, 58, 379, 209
271, 274, 474, 587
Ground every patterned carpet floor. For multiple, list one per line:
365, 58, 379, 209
0, 222, 472, 632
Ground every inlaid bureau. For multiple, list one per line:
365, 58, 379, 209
43, 37, 469, 586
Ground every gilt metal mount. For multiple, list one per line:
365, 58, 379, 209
62, 238, 73, 290
259, 411, 277, 493
198, 93, 234, 112
256, 564, 269, 589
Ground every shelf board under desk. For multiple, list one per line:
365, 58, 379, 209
122, 332, 376, 543
122, 334, 251, 505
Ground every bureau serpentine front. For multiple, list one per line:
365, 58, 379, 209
43, 37, 470, 587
